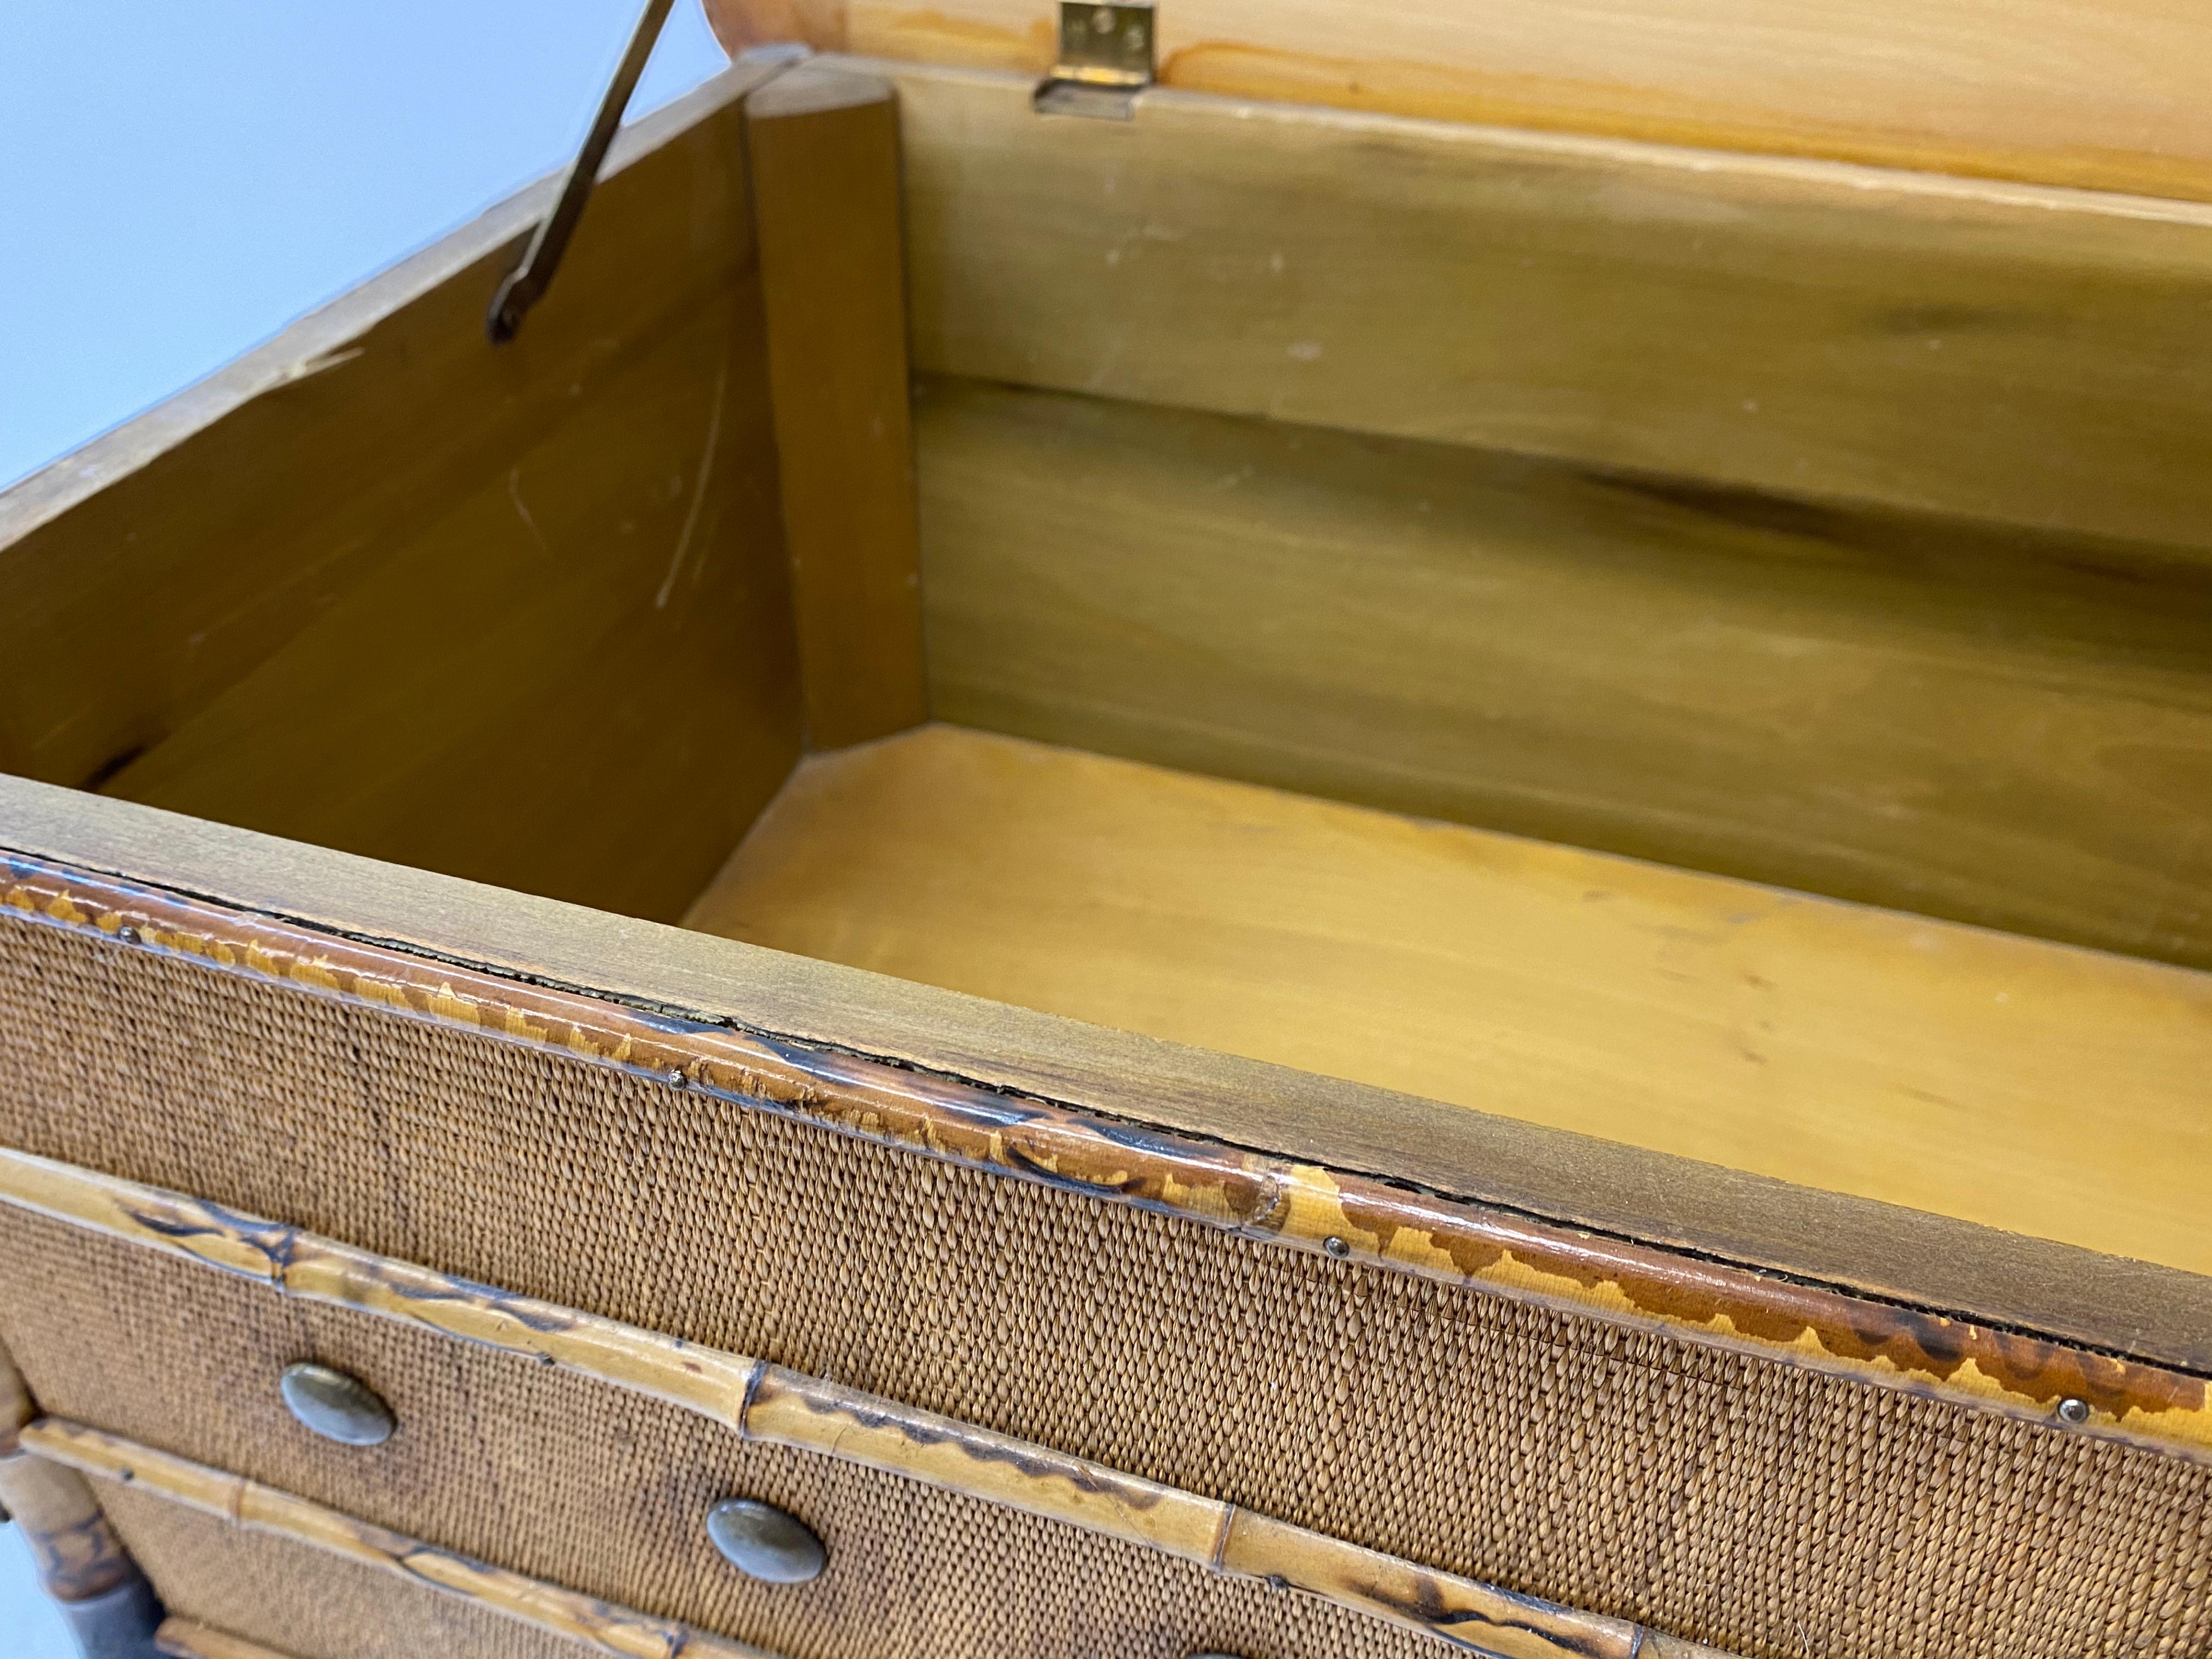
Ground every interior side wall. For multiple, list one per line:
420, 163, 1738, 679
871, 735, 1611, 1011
885, 60, 2212, 968
0, 69, 803, 925
917, 377, 2212, 969
895, 63, 2212, 557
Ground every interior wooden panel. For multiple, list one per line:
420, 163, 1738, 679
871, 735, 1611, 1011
709, 0, 2212, 205
747, 64, 930, 751
916, 377, 2212, 970
685, 724, 2212, 1279
0, 64, 803, 924
886, 59, 2212, 556
101, 304, 800, 923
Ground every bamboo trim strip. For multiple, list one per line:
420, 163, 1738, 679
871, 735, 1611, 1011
4, 854, 2208, 1466
0, 1334, 140, 1604
156, 1620, 302, 1659
25, 1421, 777, 1659
0, 1149, 1734, 1659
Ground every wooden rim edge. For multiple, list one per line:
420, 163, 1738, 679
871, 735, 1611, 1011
3, 851, 2207, 1466
3, 1151, 1734, 1658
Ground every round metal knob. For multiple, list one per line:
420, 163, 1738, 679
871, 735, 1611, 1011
279, 1362, 395, 1447
706, 1498, 826, 1584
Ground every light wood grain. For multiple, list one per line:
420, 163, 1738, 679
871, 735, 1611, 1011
24, 1423, 774, 1659
686, 724, 2212, 1278
917, 377, 2212, 969
746, 65, 929, 750
708, 0, 2212, 205
0, 61, 803, 924
883, 59, 2212, 555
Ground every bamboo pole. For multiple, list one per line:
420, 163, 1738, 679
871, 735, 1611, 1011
3, 854, 2205, 1464
0, 1146, 1737, 1659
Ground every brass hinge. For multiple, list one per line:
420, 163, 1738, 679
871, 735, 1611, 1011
1035, 1, 1155, 119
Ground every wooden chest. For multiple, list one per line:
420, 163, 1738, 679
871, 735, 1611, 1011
2, 11, 2208, 1659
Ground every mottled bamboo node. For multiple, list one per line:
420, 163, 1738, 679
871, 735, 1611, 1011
4, 851, 2210, 1468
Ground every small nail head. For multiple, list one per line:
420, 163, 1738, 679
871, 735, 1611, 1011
1264, 1573, 1289, 1593
2057, 1396, 2091, 1425
115, 924, 139, 945
1323, 1235, 1351, 1260
668, 1067, 689, 1088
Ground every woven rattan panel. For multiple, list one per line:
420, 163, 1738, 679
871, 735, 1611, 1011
98, 1486, 588, 1659
2, 913, 2210, 1659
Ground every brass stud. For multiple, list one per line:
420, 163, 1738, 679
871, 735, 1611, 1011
707, 1498, 826, 1584
279, 1362, 395, 1447
2057, 1396, 2091, 1425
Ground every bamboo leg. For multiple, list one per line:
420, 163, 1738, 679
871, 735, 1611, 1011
1, 1338, 163, 1658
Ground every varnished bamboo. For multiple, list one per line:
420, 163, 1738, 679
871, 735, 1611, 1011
0, 1336, 140, 1604
0, 1152, 1739, 1657
5, 853, 2207, 1460
22, 1423, 775, 1659
156, 1621, 301, 1659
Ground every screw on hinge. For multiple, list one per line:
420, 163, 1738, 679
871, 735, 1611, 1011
1035, 1, 1155, 120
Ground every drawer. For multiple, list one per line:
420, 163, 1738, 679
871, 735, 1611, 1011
1, 35, 2207, 1659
